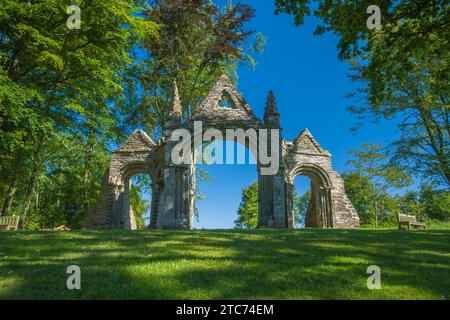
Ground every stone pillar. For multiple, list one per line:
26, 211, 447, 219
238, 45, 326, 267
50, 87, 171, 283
304, 184, 334, 228
111, 180, 137, 230
156, 84, 195, 229
286, 183, 296, 228
111, 184, 125, 228
305, 181, 320, 227
122, 180, 132, 229
258, 168, 290, 228
257, 91, 291, 228
148, 182, 160, 229
158, 164, 192, 229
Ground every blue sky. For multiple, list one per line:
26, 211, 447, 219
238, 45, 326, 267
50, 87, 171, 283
146, 0, 401, 229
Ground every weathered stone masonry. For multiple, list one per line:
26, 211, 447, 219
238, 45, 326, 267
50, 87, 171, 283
83, 76, 360, 230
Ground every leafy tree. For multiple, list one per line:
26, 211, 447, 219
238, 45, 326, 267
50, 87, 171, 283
130, 183, 150, 230
234, 182, 258, 229
275, 0, 449, 187
0, 0, 159, 227
0, 1, 262, 229
344, 171, 449, 226
347, 143, 412, 227
193, 167, 212, 223
419, 184, 450, 221
349, 51, 449, 188
395, 191, 427, 223
293, 190, 310, 227
275, 1, 448, 61
123, 0, 263, 136
234, 182, 304, 228
342, 171, 373, 225
8, 129, 112, 229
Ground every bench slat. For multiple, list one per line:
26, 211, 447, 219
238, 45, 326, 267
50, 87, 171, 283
0, 216, 20, 231
397, 213, 427, 230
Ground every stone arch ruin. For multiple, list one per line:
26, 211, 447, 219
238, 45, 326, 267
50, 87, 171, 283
83, 75, 360, 230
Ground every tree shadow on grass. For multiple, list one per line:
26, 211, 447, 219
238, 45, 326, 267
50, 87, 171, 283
0, 229, 448, 299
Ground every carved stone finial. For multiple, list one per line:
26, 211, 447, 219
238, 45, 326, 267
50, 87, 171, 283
265, 91, 278, 115
264, 90, 280, 128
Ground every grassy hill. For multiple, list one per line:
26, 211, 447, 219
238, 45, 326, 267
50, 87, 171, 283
0, 228, 449, 299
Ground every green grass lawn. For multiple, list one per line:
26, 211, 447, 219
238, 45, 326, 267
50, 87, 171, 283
0, 228, 449, 300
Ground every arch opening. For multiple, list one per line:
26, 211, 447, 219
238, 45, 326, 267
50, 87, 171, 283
193, 140, 258, 229
219, 91, 236, 109
292, 176, 311, 229
118, 172, 153, 230
289, 164, 333, 228
112, 160, 161, 230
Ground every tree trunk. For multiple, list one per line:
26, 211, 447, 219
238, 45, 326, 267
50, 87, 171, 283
371, 183, 378, 228
1, 177, 17, 217
19, 141, 43, 229
83, 126, 95, 217
417, 105, 450, 187
375, 200, 378, 228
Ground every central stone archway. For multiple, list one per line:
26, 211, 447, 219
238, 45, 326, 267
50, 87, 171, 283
83, 76, 360, 230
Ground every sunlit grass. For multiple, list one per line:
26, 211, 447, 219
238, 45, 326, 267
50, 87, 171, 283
0, 228, 448, 299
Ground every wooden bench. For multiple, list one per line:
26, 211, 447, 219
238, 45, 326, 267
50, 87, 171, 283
0, 216, 20, 231
397, 213, 427, 230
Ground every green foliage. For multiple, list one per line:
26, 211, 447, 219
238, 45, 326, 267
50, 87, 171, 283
0, 0, 159, 228
20, 132, 111, 229
275, 0, 448, 61
348, 143, 412, 190
419, 184, 450, 222
346, 143, 412, 227
234, 182, 304, 228
344, 144, 419, 226
342, 172, 373, 225
275, 0, 449, 187
130, 183, 150, 230
344, 170, 450, 226
293, 189, 310, 226
122, 0, 262, 136
234, 182, 259, 229
194, 167, 212, 223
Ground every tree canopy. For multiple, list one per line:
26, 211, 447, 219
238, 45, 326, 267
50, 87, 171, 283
0, 0, 260, 229
275, 0, 449, 188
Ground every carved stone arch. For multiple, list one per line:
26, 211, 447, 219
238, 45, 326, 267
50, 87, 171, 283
288, 163, 332, 187
288, 163, 334, 228
113, 161, 155, 230
83, 130, 163, 230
